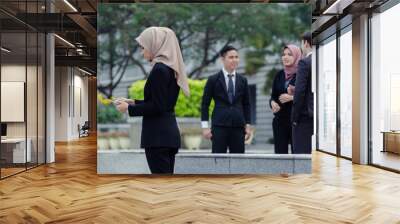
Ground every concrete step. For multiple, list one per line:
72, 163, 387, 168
97, 149, 311, 175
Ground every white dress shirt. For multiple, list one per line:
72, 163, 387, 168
222, 67, 236, 91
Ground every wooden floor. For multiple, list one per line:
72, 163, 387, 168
1, 135, 400, 224
0, 167, 26, 178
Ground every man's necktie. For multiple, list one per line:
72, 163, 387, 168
228, 74, 234, 103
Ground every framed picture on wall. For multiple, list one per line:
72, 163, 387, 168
1, 81, 25, 122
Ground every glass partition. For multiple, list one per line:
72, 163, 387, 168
1, 30, 28, 177
0, 1, 46, 179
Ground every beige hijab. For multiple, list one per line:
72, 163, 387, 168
135, 27, 190, 97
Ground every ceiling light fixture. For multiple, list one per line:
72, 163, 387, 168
54, 34, 75, 48
63, 0, 78, 12
76, 48, 85, 55
322, 0, 354, 15
78, 67, 92, 76
1, 47, 11, 53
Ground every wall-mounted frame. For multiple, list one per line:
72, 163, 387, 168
1, 81, 25, 122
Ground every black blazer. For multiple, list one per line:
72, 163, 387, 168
270, 70, 296, 118
128, 63, 181, 149
201, 71, 251, 128
292, 55, 313, 123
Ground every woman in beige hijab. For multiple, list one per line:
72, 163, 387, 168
116, 27, 190, 174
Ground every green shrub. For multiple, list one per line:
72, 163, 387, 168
129, 80, 146, 101
128, 79, 214, 118
97, 93, 125, 124
97, 104, 125, 124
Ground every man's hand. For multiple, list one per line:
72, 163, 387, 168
202, 128, 212, 139
287, 84, 295, 95
245, 125, 252, 141
116, 97, 135, 105
271, 100, 281, 113
124, 98, 135, 105
115, 101, 129, 113
279, 93, 293, 104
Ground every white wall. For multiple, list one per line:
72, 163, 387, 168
55, 67, 69, 141
54, 67, 89, 141
71, 73, 89, 139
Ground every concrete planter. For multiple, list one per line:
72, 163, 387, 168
177, 117, 211, 149
98, 123, 131, 131
127, 117, 143, 149
98, 123, 131, 150
97, 137, 109, 150
99, 120, 257, 150
183, 134, 202, 150
108, 137, 120, 150
119, 137, 131, 149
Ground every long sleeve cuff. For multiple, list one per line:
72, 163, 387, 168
127, 104, 134, 116
201, 121, 209, 129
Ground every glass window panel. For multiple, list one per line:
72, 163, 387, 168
371, 3, 400, 171
340, 29, 352, 158
318, 36, 337, 154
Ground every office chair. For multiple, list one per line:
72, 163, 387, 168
79, 121, 90, 138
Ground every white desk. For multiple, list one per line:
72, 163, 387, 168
1, 138, 31, 163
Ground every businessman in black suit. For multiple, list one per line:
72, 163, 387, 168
291, 32, 314, 154
201, 45, 251, 153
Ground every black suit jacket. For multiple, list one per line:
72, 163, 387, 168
201, 71, 251, 128
270, 70, 296, 118
128, 63, 181, 149
291, 54, 313, 124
